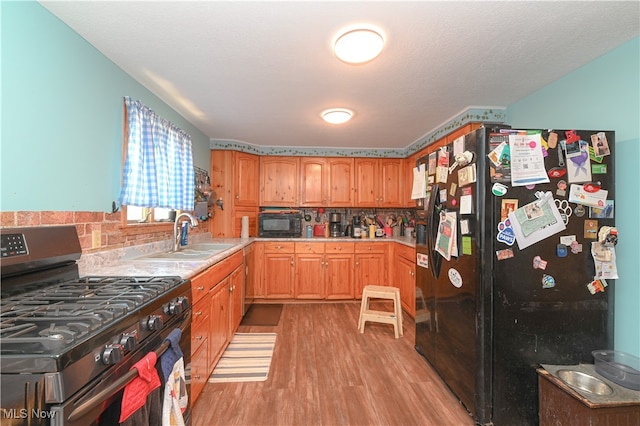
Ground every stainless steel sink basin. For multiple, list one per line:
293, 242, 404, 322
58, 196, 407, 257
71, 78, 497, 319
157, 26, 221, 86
184, 243, 235, 252
557, 369, 614, 395
135, 243, 235, 261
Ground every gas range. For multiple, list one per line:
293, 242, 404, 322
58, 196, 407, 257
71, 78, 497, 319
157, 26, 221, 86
0, 226, 192, 425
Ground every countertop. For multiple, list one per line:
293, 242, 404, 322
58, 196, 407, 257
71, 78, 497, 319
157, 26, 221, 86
539, 364, 640, 407
78, 235, 416, 279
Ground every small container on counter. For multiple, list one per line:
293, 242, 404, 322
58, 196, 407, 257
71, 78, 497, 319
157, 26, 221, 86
306, 225, 313, 238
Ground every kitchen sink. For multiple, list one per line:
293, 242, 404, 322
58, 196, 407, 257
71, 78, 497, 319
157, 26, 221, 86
557, 369, 614, 396
135, 243, 235, 262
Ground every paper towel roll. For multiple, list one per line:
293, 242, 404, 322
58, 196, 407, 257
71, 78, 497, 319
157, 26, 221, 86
241, 216, 249, 239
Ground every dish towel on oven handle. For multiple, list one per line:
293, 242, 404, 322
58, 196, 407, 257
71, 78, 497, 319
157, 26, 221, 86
119, 352, 161, 423
161, 328, 188, 426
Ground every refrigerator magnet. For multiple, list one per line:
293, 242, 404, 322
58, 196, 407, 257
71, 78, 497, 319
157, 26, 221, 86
533, 256, 548, 270
492, 183, 508, 196
584, 220, 598, 239
496, 219, 516, 246
448, 268, 463, 288
496, 248, 514, 260
556, 244, 568, 257
542, 274, 556, 289
587, 278, 608, 295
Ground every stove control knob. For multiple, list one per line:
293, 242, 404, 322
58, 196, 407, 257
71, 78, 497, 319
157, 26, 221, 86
146, 315, 163, 331
120, 333, 137, 352
164, 297, 189, 316
102, 344, 123, 365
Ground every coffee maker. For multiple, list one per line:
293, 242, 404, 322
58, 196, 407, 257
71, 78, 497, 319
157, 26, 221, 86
351, 215, 362, 238
329, 213, 342, 237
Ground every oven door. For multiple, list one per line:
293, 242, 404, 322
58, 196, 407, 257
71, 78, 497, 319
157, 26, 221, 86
51, 311, 191, 426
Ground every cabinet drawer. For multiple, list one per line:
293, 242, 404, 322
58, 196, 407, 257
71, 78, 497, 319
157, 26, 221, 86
295, 242, 324, 254
191, 279, 209, 304
263, 242, 295, 253
395, 243, 415, 261
210, 250, 244, 279
191, 308, 208, 352
190, 341, 209, 406
325, 242, 354, 253
355, 243, 387, 254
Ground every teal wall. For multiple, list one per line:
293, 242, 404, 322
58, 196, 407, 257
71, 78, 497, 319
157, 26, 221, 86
1, 2, 211, 212
507, 37, 640, 357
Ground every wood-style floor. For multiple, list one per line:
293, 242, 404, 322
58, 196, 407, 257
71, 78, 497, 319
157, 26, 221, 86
192, 302, 474, 426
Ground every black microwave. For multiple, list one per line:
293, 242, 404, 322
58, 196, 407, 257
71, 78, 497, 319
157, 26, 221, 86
258, 212, 302, 238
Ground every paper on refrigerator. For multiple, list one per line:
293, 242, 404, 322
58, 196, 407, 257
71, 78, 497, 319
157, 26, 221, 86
508, 192, 566, 249
411, 163, 427, 199
509, 133, 550, 186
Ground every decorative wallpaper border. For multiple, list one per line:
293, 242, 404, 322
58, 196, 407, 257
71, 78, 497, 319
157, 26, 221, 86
209, 106, 507, 158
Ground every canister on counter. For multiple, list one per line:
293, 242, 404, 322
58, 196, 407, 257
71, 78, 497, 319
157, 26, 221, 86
306, 225, 313, 238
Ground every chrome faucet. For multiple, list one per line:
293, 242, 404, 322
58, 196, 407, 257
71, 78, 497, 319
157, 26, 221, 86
173, 212, 198, 252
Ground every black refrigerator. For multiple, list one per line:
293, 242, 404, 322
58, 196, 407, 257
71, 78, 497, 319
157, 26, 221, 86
414, 126, 616, 425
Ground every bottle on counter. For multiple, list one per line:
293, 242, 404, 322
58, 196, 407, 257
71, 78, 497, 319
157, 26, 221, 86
324, 222, 329, 238
369, 224, 375, 239
306, 225, 313, 238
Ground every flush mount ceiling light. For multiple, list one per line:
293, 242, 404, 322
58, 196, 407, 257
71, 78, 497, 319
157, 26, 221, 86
333, 27, 385, 64
321, 108, 353, 124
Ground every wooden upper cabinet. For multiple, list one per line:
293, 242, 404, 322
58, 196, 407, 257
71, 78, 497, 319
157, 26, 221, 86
299, 157, 354, 207
403, 154, 418, 208
379, 159, 402, 207
327, 158, 354, 207
233, 152, 259, 207
354, 158, 403, 207
355, 158, 378, 207
260, 156, 299, 206
299, 157, 327, 206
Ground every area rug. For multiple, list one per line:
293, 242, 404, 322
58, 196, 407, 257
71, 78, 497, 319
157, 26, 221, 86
240, 304, 283, 326
209, 333, 277, 383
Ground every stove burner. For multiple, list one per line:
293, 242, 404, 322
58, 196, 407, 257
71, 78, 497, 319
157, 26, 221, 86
0, 275, 186, 355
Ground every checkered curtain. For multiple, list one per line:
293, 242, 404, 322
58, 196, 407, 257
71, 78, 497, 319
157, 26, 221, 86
118, 97, 195, 211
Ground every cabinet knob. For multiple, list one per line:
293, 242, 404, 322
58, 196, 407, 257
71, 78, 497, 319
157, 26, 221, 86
195, 335, 203, 340
235, 194, 240, 199
194, 374, 201, 380
197, 286, 205, 291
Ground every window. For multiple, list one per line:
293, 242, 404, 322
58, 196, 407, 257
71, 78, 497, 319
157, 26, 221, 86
118, 97, 195, 226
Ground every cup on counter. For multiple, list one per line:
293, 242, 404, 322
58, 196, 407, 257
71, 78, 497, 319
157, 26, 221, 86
405, 227, 414, 239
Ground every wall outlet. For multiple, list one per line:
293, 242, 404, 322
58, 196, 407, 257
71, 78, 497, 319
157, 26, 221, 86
92, 230, 101, 248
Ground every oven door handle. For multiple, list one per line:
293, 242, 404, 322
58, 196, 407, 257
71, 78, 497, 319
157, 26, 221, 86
67, 322, 189, 423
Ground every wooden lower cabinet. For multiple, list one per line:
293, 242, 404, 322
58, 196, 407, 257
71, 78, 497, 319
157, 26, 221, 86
209, 276, 230, 371
228, 264, 244, 336
189, 302, 209, 403
190, 250, 244, 406
395, 253, 416, 317
295, 253, 325, 299
263, 243, 295, 298
354, 244, 388, 298
325, 253, 354, 299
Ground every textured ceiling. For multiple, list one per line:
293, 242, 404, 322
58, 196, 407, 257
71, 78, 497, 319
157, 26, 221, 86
40, 1, 639, 150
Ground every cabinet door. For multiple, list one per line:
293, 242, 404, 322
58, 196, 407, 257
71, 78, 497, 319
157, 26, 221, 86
209, 278, 230, 370
299, 157, 326, 206
395, 256, 415, 316
295, 254, 325, 299
379, 158, 402, 207
354, 158, 378, 207
402, 154, 418, 207
245, 243, 257, 300
264, 253, 295, 298
260, 156, 299, 206
325, 254, 354, 299
354, 253, 387, 298
327, 158, 354, 206
234, 152, 259, 207
228, 265, 244, 335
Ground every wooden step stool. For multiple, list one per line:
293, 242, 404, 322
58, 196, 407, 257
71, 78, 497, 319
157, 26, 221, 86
358, 285, 403, 339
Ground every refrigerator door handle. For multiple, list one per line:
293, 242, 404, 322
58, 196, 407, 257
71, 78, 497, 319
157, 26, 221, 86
426, 183, 442, 279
